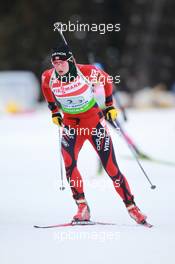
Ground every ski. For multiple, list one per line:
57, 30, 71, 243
122, 154, 175, 167
34, 220, 117, 229
34, 220, 153, 229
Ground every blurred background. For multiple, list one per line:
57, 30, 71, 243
1, 2, 175, 263
1, 0, 175, 112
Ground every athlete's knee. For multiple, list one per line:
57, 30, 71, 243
109, 170, 124, 183
62, 148, 74, 167
65, 160, 77, 179
104, 159, 120, 178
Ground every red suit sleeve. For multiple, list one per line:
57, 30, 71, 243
78, 64, 114, 107
41, 69, 59, 113
97, 68, 113, 107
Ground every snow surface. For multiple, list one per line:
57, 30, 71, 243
0, 107, 175, 264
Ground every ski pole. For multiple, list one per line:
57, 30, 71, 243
54, 22, 68, 45
115, 121, 149, 158
58, 127, 65, 191
113, 120, 156, 190
114, 91, 128, 122
53, 22, 94, 89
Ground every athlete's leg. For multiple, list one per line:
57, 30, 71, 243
61, 125, 90, 220
89, 120, 135, 206
61, 125, 85, 201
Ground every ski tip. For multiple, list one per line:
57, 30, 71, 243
140, 220, 153, 228
33, 225, 40, 228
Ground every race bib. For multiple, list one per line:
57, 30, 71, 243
51, 74, 96, 114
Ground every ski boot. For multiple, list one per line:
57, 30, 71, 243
73, 199, 91, 221
127, 204, 147, 224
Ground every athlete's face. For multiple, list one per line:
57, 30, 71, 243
52, 59, 69, 75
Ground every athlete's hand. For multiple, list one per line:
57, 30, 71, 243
104, 106, 119, 121
52, 112, 63, 126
